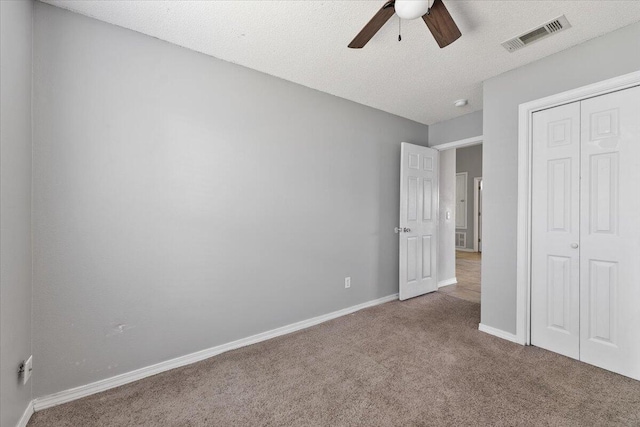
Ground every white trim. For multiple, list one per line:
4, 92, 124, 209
478, 323, 523, 345
432, 135, 483, 151
455, 172, 468, 229
438, 277, 457, 288
516, 70, 640, 346
16, 401, 34, 427
32, 293, 398, 411
473, 177, 482, 253
455, 248, 475, 253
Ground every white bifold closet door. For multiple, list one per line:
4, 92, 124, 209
531, 102, 581, 360
579, 86, 640, 379
531, 85, 640, 380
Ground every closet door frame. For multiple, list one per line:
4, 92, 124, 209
515, 70, 640, 346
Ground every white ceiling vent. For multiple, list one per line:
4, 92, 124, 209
502, 15, 572, 52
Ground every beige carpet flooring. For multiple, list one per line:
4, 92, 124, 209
29, 293, 640, 426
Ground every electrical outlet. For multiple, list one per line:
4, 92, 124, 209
345, 277, 351, 289
20, 355, 33, 385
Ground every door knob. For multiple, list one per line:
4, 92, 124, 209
571, 243, 579, 249
394, 227, 412, 233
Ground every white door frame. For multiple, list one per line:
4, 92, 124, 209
515, 70, 640, 346
434, 137, 483, 255
432, 135, 483, 152
455, 172, 468, 230
473, 177, 482, 252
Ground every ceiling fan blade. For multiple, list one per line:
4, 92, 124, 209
422, 0, 461, 48
348, 1, 396, 49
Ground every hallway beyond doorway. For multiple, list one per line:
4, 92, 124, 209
439, 251, 481, 304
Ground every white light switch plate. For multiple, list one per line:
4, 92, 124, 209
23, 355, 32, 385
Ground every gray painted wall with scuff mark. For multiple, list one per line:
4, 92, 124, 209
32, 3, 429, 397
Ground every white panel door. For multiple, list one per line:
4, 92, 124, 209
579, 85, 640, 380
531, 102, 581, 360
399, 143, 439, 301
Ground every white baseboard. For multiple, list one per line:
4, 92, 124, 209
33, 293, 399, 411
478, 323, 524, 345
16, 400, 34, 427
438, 277, 457, 288
455, 248, 477, 253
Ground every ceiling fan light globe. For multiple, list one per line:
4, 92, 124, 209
394, 0, 430, 20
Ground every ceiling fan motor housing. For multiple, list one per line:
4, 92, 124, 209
348, 0, 461, 49
395, 0, 431, 20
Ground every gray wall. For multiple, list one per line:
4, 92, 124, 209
429, 111, 483, 285
481, 21, 640, 334
32, 3, 429, 398
428, 110, 483, 146
455, 145, 482, 250
438, 149, 456, 283
0, 1, 34, 425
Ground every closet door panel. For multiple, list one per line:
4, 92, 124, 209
531, 102, 581, 360
579, 85, 640, 380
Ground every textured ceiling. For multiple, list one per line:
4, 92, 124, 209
41, 0, 640, 125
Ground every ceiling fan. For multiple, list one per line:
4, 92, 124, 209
348, 0, 461, 49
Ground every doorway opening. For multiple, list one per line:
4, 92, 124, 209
436, 140, 482, 305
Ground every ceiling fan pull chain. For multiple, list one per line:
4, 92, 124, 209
398, 17, 402, 42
